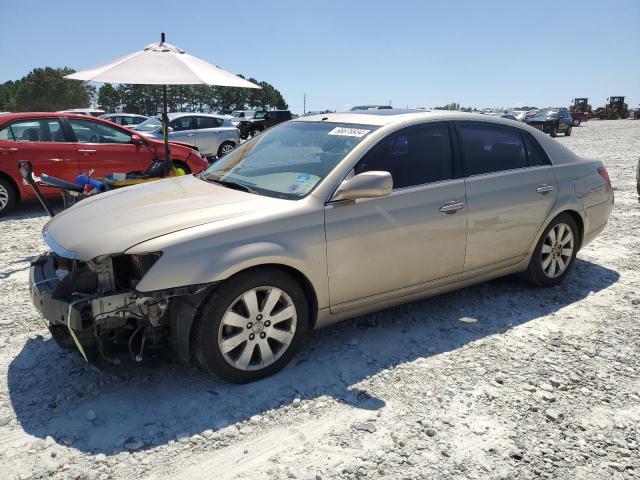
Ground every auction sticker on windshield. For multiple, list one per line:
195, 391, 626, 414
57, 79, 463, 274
328, 127, 371, 137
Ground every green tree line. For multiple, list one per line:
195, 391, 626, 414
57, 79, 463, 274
0, 67, 288, 114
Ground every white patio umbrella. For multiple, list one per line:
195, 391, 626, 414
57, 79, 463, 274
66, 33, 260, 166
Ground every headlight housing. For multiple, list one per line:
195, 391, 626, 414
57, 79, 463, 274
113, 252, 162, 289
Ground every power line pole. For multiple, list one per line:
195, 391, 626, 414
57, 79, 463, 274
303, 93, 306, 114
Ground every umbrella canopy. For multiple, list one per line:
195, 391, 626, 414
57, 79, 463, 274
65, 34, 260, 166
65, 41, 261, 89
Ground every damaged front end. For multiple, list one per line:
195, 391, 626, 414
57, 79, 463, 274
30, 249, 209, 364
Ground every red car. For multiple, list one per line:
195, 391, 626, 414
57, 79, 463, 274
0, 112, 209, 215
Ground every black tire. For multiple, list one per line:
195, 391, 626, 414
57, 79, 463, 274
249, 127, 261, 137
565, 124, 572, 136
572, 118, 581, 127
217, 141, 235, 158
524, 213, 579, 287
193, 268, 309, 383
0, 177, 17, 216
550, 124, 558, 137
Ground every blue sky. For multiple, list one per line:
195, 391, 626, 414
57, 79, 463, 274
1, 0, 638, 113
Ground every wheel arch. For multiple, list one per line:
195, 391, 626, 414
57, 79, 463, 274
180, 263, 319, 364
0, 171, 20, 200
529, 208, 585, 257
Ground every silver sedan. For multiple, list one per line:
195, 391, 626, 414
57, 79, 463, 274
30, 110, 613, 383
134, 112, 240, 158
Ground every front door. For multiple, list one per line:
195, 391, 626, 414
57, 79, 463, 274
65, 117, 149, 178
457, 122, 558, 274
325, 122, 468, 308
169, 116, 197, 148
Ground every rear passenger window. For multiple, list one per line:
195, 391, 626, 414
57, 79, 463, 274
460, 124, 527, 175
355, 124, 454, 189
523, 134, 548, 166
2, 119, 66, 142
196, 117, 222, 129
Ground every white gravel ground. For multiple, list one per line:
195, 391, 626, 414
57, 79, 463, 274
0, 119, 638, 480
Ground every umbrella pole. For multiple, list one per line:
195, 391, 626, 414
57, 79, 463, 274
162, 84, 172, 171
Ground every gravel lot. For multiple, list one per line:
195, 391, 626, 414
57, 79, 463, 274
0, 119, 638, 480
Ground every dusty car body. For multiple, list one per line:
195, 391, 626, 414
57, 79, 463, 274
30, 110, 614, 383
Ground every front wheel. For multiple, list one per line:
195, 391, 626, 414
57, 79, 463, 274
524, 214, 578, 287
565, 124, 572, 136
193, 268, 309, 383
550, 125, 558, 137
249, 127, 261, 137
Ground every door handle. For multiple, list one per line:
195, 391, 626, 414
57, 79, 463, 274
536, 184, 554, 193
439, 201, 465, 213
187, 134, 194, 138
78, 149, 97, 154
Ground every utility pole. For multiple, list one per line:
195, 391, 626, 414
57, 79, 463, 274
303, 93, 306, 114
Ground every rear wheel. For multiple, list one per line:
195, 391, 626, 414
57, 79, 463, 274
193, 268, 309, 383
524, 214, 578, 287
0, 177, 17, 216
550, 124, 558, 137
217, 141, 235, 158
565, 124, 572, 136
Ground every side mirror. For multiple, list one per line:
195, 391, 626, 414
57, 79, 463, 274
330, 171, 393, 202
131, 134, 145, 145
167, 126, 174, 132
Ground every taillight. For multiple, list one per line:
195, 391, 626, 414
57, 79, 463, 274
597, 166, 611, 185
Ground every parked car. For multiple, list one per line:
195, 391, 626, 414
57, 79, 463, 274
0, 112, 208, 215
524, 110, 539, 120
350, 105, 393, 111
29, 110, 613, 383
236, 110, 292, 139
505, 110, 528, 121
134, 113, 240, 159
99, 113, 148, 127
58, 108, 106, 117
524, 108, 573, 137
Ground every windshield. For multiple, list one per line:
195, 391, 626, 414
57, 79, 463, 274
533, 110, 558, 119
134, 116, 163, 132
254, 111, 266, 119
201, 121, 377, 199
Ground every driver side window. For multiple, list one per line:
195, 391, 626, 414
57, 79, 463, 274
354, 123, 454, 189
68, 118, 132, 144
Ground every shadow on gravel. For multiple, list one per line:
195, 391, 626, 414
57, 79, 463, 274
7, 258, 619, 455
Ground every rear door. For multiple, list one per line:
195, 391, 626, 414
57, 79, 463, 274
194, 116, 224, 156
0, 117, 79, 197
457, 122, 558, 275
65, 117, 149, 177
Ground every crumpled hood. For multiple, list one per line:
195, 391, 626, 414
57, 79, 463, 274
44, 175, 287, 260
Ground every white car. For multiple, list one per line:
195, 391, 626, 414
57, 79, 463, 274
134, 113, 240, 158
57, 108, 106, 117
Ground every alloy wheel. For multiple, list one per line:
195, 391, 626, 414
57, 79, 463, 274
220, 144, 234, 156
541, 223, 574, 278
217, 286, 297, 371
0, 184, 9, 210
